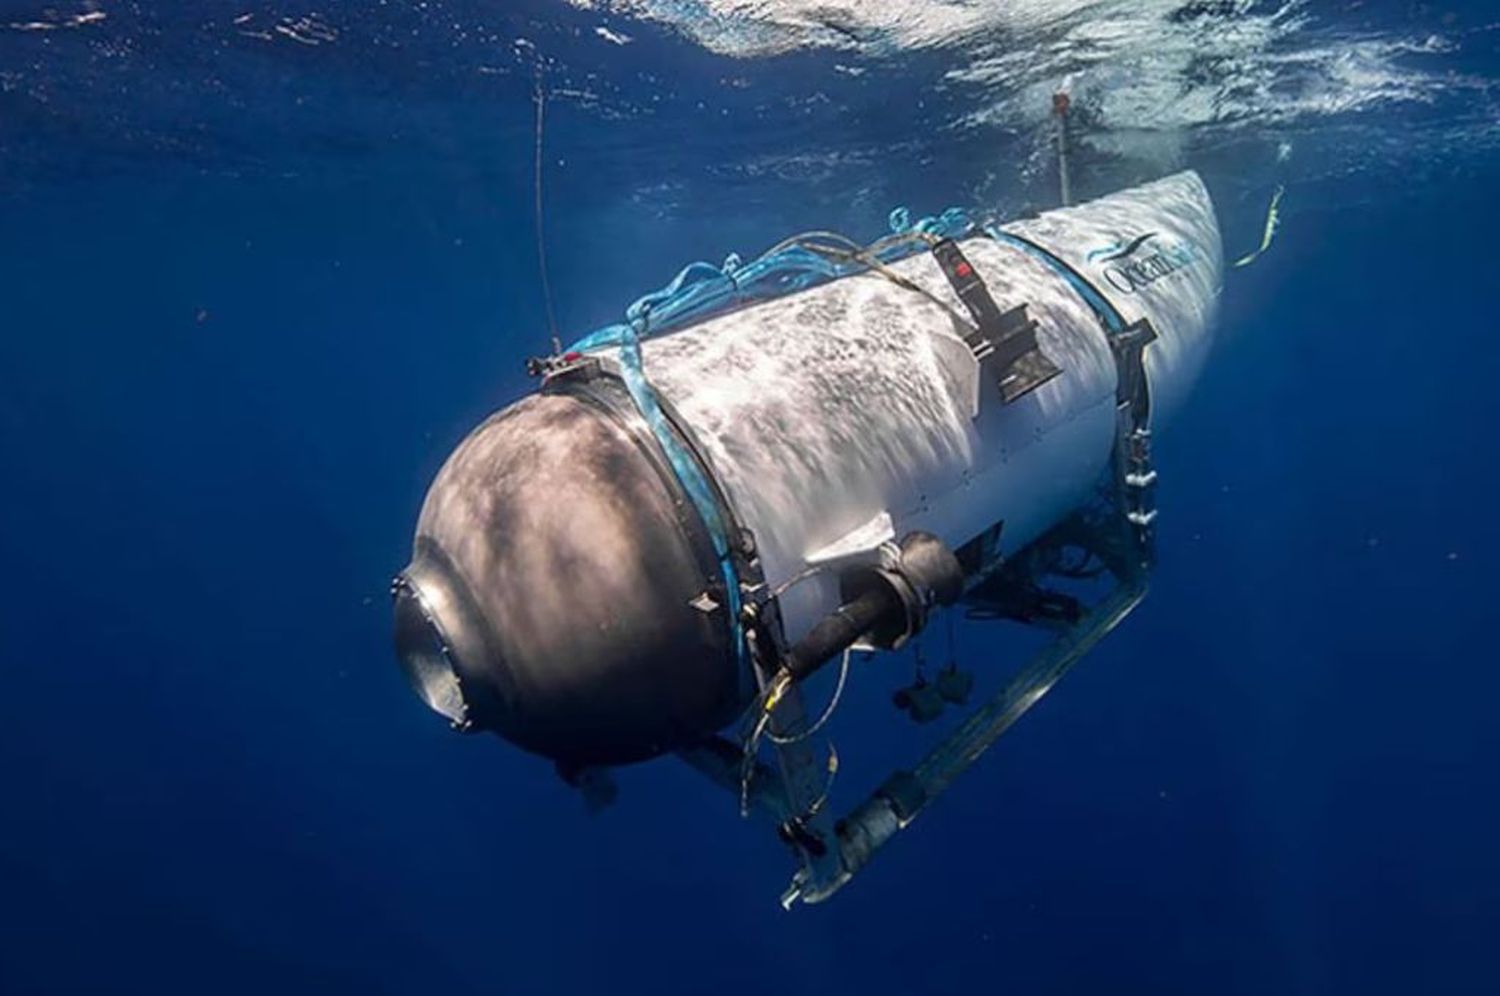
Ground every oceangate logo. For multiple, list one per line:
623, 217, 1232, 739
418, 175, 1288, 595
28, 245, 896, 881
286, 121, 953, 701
1086, 231, 1197, 293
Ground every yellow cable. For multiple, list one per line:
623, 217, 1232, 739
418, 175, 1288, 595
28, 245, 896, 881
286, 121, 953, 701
1233, 184, 1285, 269
763, 671, 790, 713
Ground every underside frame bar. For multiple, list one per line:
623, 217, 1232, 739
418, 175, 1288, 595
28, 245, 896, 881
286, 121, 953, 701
787, 571, 1147, 904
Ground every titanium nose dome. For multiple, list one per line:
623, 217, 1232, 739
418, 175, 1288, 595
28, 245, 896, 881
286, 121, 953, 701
393, 384, 745, 766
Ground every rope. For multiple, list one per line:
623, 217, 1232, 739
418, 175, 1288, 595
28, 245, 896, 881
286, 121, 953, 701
800, 240, 976, 331
767, 648, 853, 745
804, 742, 839, 820
736, 647, 855, 815
568, 211, 971, 356
532, 62, 561, 354
768, 563, 833, 600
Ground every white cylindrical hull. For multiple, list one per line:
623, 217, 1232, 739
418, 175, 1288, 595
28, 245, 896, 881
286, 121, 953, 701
642, 171, 1223, 639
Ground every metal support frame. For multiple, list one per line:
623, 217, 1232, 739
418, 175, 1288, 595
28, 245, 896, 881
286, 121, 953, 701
679, 493, 1151, 907
780, 513, 1148, 906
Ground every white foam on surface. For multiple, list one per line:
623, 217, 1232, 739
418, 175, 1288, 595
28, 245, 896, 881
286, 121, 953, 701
563, 0, 1486, 139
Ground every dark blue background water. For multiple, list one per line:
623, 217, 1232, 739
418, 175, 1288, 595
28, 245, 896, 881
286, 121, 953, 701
3, 2, 1497, 993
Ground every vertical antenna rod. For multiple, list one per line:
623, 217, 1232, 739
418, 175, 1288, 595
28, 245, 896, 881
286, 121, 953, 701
1052, 90, 1072, 208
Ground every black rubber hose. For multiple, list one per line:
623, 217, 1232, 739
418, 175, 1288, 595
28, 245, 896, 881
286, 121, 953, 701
784, 584, 900, 683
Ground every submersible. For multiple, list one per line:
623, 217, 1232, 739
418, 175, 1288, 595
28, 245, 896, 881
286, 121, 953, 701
394, 171, 1222, 903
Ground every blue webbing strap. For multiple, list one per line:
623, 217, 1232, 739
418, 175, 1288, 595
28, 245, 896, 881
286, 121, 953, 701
574, 208, 975, 350
567, 209, 976, 683
572, 320, 751, 685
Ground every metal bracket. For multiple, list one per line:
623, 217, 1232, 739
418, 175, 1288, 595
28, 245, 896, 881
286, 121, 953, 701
1108, 318, 1159, 567
931, 238, 1063, 404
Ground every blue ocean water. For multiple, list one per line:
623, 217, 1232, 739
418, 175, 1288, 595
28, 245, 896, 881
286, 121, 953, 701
2, 2, 1498, 993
